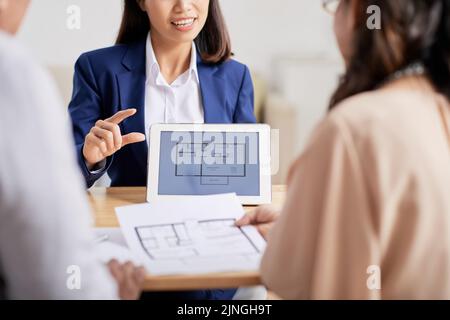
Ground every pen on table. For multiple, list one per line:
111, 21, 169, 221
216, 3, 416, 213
94, 234, 109, 243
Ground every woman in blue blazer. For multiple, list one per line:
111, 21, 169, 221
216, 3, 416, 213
69, 0, 256, 189
68, 0, 255, 300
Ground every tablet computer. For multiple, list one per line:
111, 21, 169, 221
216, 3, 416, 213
147, 124, 271, 205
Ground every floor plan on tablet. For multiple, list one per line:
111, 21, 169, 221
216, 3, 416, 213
157, 131, 261, 196
135, 219, 261, 261
175, 142, 247, 186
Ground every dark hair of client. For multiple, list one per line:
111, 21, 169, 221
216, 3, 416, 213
330, 0, 450, 109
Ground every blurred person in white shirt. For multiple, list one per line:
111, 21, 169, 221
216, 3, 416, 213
0, 0, 145, 299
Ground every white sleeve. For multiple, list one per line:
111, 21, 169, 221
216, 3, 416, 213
87, 159, 107, 174
0, 36, 118, 299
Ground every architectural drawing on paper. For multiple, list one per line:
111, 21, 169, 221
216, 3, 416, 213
134, 219, 260, 261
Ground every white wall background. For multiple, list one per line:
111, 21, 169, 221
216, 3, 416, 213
18, 0, 123, 66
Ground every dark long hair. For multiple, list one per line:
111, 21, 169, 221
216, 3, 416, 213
116, 0, 232, 64
330, 0, 450, 109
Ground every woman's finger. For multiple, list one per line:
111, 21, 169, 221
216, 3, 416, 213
236, 206, 280, 227
86, 133, 107, 154
122, 262, 140, 299
107, 259, 124, 284
105, 108, 137, 125
254, 207, 279, 224
97, 120, 122, 150
122, 132, 146, 147
235, 212, 254, 226
92, 126, 115, 153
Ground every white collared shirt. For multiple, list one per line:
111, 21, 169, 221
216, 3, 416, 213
144, 32, 204, 137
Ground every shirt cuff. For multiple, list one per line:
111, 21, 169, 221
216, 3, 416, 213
86, 159, 107, 174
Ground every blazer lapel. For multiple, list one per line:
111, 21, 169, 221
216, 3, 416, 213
197, 56, 230, 123
116, 39, 148, 166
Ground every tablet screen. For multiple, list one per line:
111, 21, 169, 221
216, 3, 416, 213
157, 131, 260, 196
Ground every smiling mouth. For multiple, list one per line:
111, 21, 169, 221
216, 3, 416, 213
171, 18, 197, 28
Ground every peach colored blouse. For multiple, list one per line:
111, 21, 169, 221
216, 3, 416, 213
261, 78, 450, 299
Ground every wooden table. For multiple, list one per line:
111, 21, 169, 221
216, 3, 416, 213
89, 186, 286, 291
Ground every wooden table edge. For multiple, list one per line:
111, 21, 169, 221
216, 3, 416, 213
143, 272, 262, 291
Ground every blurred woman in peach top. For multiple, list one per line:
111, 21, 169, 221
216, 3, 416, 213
237, 0, 450, 299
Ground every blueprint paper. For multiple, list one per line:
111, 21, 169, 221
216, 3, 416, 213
115, 193, 266, 275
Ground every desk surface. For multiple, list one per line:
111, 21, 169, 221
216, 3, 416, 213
89, 186, 286, 291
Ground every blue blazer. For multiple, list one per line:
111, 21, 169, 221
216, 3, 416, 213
69, 38, 256, 188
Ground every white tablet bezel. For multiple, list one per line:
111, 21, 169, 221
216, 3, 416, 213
147, 123, 272, 205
